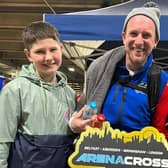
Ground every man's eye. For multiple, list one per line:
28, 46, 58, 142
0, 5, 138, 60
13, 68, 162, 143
143, 33, 151, 39
130, 32, 137, 37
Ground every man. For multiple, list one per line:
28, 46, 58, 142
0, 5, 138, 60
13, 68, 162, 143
69, 2, 168, 140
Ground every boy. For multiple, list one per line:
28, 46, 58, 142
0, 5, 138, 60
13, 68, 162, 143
0, 21, 91, 168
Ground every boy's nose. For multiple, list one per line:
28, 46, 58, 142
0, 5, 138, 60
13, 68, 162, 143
45, 52, 54, 64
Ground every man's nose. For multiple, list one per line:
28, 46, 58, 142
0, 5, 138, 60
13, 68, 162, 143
135, 34, 144, 44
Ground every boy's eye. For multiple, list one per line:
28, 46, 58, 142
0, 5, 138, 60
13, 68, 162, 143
50, 48, 58, 52
35, 50, 45, 54
34, 47, 58, 55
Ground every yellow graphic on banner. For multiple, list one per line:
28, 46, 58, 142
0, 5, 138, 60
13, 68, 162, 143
68, 122, 168, 168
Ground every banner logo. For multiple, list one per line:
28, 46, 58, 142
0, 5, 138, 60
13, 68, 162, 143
68, 122, 168, 168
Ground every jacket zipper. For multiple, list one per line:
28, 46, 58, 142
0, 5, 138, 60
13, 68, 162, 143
116, 86, 127, 125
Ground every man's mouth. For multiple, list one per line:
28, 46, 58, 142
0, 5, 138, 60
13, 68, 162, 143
135, 48, 144, 52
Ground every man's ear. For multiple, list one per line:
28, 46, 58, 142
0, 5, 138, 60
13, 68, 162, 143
122, 32, 126, 45
154, 41, 158, 49
24, 48, 32, 62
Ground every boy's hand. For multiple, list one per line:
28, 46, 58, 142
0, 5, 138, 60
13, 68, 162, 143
69, 106, 96, 133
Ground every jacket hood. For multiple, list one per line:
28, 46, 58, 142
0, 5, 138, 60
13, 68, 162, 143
19, 63, 67, 89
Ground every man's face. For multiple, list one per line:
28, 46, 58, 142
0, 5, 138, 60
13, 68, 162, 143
122, 15, 158, 71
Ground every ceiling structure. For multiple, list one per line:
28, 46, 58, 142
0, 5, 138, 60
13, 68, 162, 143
2, 0, 167, 92
0, 0, 105, 91
44, 0, 168, 73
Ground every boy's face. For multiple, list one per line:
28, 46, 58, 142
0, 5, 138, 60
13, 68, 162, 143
24, 38, 63, 80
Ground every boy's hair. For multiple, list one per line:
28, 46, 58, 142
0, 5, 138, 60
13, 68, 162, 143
22, 21, 61, 50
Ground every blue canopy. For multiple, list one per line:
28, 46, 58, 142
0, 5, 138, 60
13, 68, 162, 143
44, 14, 125, 40
43, 0, 168, 71
44, 0, 168, 41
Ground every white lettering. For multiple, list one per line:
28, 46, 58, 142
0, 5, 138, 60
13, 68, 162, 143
124, 156, 133, 165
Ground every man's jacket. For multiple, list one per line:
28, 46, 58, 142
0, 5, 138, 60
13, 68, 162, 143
86, 46, 168, 135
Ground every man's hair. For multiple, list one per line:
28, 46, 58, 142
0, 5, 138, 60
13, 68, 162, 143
22, 21, 61, 50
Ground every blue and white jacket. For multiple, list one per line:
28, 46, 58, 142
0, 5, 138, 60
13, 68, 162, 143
86, 46, 168, 132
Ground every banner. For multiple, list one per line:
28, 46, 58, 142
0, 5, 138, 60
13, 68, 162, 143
68, 122, 168, 168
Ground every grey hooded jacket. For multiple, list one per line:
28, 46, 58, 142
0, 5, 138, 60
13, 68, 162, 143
86, 46, 125, 112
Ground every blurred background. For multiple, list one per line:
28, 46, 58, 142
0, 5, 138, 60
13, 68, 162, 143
1, 0, 168, 92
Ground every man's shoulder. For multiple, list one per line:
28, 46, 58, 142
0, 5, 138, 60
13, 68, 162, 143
88, 46, 125, 71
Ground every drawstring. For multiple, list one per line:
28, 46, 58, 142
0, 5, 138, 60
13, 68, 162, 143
40, 80, 48, 117
63, 85, 75, 122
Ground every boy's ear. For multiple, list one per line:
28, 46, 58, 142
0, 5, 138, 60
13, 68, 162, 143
24, 48, 33, 62
60, 42, 64, 51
